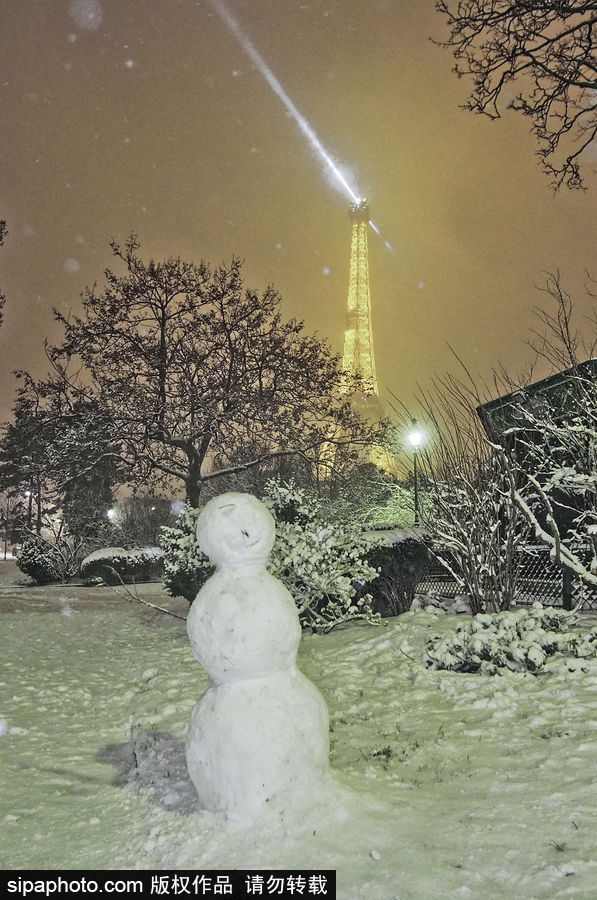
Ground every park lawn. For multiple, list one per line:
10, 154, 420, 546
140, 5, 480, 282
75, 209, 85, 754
1, 568, 596, 899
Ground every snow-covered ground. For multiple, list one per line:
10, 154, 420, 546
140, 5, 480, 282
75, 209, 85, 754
1, 562, 596, 898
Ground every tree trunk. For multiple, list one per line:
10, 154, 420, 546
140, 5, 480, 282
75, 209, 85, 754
185, 451, 203, 508
186, 479, 201, 508
185, 438, 211, 508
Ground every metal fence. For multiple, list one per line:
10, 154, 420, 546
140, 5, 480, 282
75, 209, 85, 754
417, 545, 597, 612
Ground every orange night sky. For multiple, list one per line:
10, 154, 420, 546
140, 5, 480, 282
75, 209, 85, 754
1, 0, 595, 423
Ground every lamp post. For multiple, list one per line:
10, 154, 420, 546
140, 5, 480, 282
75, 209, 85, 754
3, 496, 9, 560
407, 418, 424, 526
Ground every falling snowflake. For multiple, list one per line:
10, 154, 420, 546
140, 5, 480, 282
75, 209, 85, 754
170, 499, 186, 517
322, 266, 331, 276
417, 280, 425, 290
64, 258, 81, 273
69, 0, 103, 32
124, 59, 136, 69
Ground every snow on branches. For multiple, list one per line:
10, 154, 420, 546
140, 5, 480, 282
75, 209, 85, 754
426, 602, 597, 675
161, 481, 379, 632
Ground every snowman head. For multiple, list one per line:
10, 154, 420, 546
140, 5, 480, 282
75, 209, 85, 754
196, 492, 276, 570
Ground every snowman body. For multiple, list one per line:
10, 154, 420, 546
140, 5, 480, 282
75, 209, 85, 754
185, 493, 329, 818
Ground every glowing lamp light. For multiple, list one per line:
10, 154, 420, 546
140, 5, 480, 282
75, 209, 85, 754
406, 419, 425, 527
407, 427, 424, 449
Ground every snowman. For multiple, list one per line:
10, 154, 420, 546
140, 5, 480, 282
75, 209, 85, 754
186, 492, 330, 819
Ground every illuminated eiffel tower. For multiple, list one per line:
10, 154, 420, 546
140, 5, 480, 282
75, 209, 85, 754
342, 198, 379, 399
319, 199, 393, 477
341, 200, 392, 474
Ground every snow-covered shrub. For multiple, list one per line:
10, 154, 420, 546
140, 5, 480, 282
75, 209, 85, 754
264, 479, 379, 630
160, 506, 213, 601
425, 602, 597, 675
361, 538, 430, 616
17, 537, 61, 584
318, 462, 433, 529
80, 547, 164, 585
160, 481, 380, 631
265, 478, 321, 526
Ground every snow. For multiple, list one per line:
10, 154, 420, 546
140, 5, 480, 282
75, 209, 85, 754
1, 563, 597, 896
186, 494, 330, 818
81, 546, 164, 565
68, 0, 103, 32
425, 603, 597, 675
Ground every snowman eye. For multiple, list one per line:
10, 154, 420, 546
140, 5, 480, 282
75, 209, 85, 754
218, 503, 236, 514
241, 529, 249, 537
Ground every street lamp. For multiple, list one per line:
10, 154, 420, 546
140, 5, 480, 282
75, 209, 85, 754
406, 418, 424, 526
3, 496, 10, 560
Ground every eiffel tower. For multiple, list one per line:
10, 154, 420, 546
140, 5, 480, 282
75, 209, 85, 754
320, 199, 391, 477
341, 199, 387, 436
342, 198, 378, 397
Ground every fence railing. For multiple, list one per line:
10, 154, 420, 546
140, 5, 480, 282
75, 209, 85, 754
417, 545, 597, 612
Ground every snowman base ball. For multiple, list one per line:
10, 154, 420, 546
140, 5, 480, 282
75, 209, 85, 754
187, 669, 329, 818
185, 492, 331, 819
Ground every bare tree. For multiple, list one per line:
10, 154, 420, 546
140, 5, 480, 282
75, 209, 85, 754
45, 237, 379, 506
407, 369, 532, 614
113, 494, 175, 546
389, 273, 596, 611
494, 274, 597, 584
435, 2, 597, 188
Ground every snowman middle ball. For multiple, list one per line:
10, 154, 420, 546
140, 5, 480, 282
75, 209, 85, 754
186, 493, 301, 684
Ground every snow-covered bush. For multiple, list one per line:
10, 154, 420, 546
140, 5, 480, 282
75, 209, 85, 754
360, 538, 430, 616
160, 481, 379, 631
424, 449, 532, 614
160, 506, 213, 601
425, 602, 597, 675
264, 479, 379, 630
80, 547, 164, 585
17, 537, 61, 584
